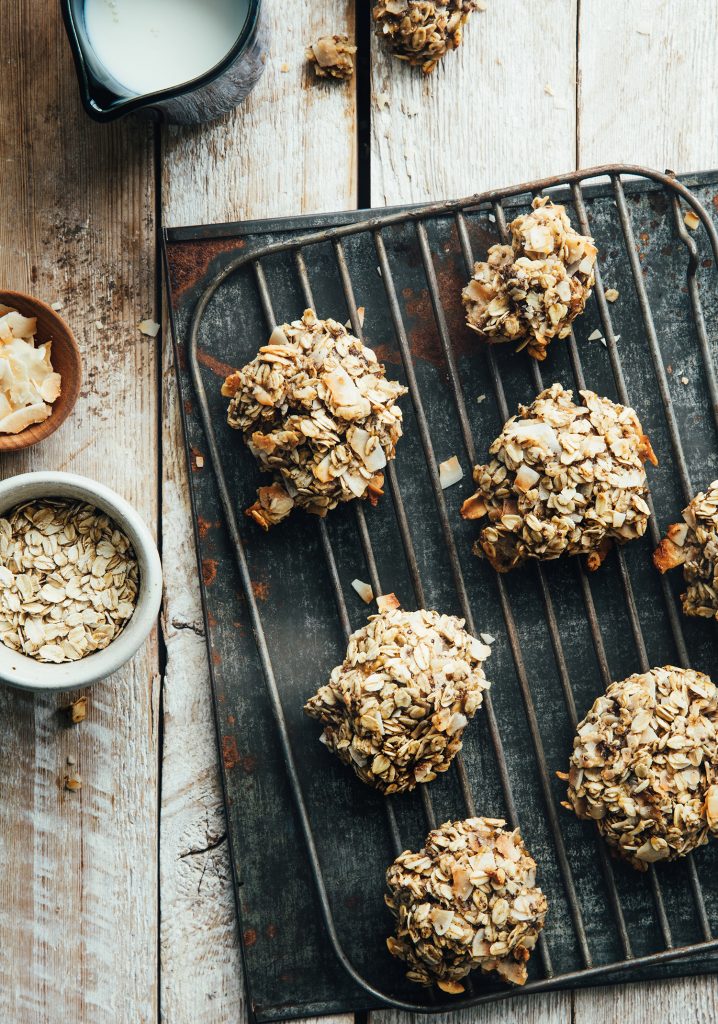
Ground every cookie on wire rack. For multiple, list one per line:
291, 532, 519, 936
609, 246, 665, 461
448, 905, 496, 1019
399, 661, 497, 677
460, 383, 657, 572
561, 665, 718, 870
385, 816, 548, 991
462, 197, 597, 360
304, 608, 492, 794
654, 481, 718, 620
222, 309, 406, 529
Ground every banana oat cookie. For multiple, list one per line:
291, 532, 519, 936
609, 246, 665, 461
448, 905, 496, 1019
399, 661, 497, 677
373, 0, 481, 74
386, 817, 547, 991
304, 609, 491, 794
561, 666, 718, 870
222, 309, 406, 529
462, 197, 597, 360
460, 383, 657, 572
654, 481, 718, 620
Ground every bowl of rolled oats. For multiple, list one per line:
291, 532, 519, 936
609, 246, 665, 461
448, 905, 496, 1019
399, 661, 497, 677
0, 471, 162, 691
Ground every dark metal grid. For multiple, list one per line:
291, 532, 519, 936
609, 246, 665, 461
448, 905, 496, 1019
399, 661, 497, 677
185, 166, 718, 1013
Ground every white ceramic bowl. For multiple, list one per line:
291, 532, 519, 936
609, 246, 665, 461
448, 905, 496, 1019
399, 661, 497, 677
0, 472, 162, 691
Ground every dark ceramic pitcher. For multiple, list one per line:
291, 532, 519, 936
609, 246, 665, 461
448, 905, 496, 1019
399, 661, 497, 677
61, 0, 267, 124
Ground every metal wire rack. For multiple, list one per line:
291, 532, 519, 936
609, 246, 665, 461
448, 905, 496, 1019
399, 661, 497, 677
166, 166, 718, 1020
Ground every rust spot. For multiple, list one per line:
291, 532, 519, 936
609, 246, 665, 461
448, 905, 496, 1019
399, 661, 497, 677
211, 651, 222, 666
197, 347, 236, 380
639, 231, 649, 244
227, 713, 236, 725
197, 516, 220, 539
265, 924, 278, 940
251, 579, 270, 601
167, 237, 245, 298
207, 609, 218, 628
183, 398, 193, 414
240, 754, 258, 774
702, 258, 713, 269
243, 928, 258, 948
223, 735, 239, 770
713, 194, 718, 210
202, 559, 218, 586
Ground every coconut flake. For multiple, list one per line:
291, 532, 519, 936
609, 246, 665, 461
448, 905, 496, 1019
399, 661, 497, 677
352, 579, 374, 604
376, 592, 400, 612
138, 319, 160, 338
439, 455, 464, 489
684, 210, 700, 231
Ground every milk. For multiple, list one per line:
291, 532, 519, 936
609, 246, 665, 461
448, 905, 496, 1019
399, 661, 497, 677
83, 0, 250, 97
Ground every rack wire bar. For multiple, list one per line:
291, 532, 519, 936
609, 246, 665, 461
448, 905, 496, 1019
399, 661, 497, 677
175, 166, 718, 1017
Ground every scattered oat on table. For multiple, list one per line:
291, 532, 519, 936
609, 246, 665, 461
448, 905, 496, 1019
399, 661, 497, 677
654, 481, 718, 620
561, 666, 718, 870
460, 383, 657, 572
304, 609, 491, 794
386, 816, 547, 991
462, 197, 597, 361
0, 499, 139, 663
222, 309, 407, 529
67, 694, 88, 723
604, 288, 619, 303
306, 34, 357, 80
373, 0, 482, 74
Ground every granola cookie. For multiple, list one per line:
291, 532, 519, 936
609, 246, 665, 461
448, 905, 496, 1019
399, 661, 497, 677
386, 817, 547, 991
654, 482, 718, 620
373, 0, 480, 74
306, 34, 357, 80
462, 197, 597, 360
222, 310, 406, 529
562, 666, 718, 870
460, 383, 657, 572
304, 609, 491, 794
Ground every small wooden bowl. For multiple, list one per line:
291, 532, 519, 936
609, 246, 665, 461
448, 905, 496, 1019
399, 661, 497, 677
0, 290, 82, 453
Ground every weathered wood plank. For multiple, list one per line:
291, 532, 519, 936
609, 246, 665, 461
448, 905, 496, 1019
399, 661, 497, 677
162, 0, 358, 227
159, 1, 357, 1020
578, 0, 718, 171
370, 0, 579, 206
0, 3, 159, 1023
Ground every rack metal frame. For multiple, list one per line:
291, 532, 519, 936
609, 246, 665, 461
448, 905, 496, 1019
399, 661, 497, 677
182, 166, 718, 1013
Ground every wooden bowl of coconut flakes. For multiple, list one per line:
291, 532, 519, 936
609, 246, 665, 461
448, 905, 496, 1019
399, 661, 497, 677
0, 289, 82, 452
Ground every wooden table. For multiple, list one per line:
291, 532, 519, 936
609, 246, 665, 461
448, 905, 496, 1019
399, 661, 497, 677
3, 1, 718, 1020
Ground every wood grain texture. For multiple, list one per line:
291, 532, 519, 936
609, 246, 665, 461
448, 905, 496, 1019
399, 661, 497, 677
370, 0, 578, 206
373, 995, 571, 1024
0, 3, 159, 1023
161, 0, 357, 228
159, 1, 357, 1021
578, 0, 718, 172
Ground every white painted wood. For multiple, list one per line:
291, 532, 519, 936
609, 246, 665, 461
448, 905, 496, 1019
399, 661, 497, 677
578, 0, 718, 172
370, 0, 578, 206
159, 1, 357, 1021
374, 994, 571, 1024
162, 0, 357, 227
0, 4, 159, 1023
573, 975, 718, 1024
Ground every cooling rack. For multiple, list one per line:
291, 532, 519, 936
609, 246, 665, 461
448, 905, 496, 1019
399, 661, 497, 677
164, 167, 718, 1021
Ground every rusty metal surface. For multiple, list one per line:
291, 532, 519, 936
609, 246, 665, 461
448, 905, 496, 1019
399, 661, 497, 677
164, 168, 718, 1022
